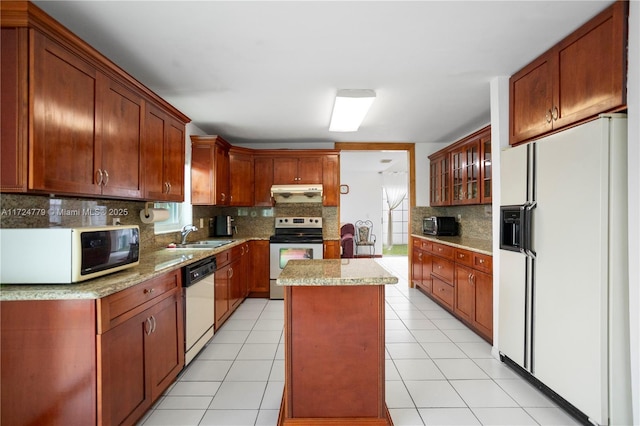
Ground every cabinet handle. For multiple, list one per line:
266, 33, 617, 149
458, 253, 464, 259
418, 253, 422, 260
103, 170, 109, 186
150, 315, 157, 333
479, 258, 485, 264
552, 106, 559, 121
96, 169, 103, 186
545, 109, 552, 123
145, 318, 152, 335
229, 268, 233, 278
221, 193, 226, 202
144, 288, 154, 294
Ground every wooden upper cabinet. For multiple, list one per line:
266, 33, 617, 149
510, 0, 628, 145
253, 156, 274, 206
429, 153, 450, 207
429, 126, 490, 206
144, 104, 185, 201
229, 148, 254, 206
273, 156, 323, 184
100, 78, 145, 199
322, 154, 339, 206
0, 2, 190, 198
30, 31, 102, 196
190, 135, 230, 205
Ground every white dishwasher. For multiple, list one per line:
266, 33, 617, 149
183, 256, 216, 365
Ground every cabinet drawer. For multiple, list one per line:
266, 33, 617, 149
216, 249, 232, 267
428, 242, 454, 260
432, 276, 454, 309
413, 239, 432, 251
431, 256, 454, 283
454, 248, 474, 267
98, 269, 181, 333
472, 252, 493, 274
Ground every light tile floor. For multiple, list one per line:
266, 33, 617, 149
138, 257, 581, 426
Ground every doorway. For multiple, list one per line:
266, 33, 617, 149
335, 142, 415, 261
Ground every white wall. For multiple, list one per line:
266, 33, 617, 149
339, 169, 383, 256
627, 1, 639, 422
414, 142, 443, 206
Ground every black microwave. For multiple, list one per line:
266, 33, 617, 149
423, 216, 457, 236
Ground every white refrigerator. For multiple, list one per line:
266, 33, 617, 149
498, 114, 632, 425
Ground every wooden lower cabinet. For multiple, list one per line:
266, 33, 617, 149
249, 240, 270, 296
323, 240, 341, 259
0, 269, 184, 426
411, 238, 493, 343
215, 243, 255, 329
280, 285, 392, 425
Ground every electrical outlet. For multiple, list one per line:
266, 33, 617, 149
112, 218, 121, 226
199, 218, 204, 228
457, 214, 461, 221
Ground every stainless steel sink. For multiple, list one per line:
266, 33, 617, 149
173, 240, 235, 249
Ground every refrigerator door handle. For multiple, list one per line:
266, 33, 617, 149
523, 202, 537, 258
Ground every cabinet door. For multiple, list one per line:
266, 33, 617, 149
1, 28, 28, 192
553, 1, 627, 130
144, 105, 167, 200
191, 141, 215, 205
473, 270, 493, 340
430, 154, 450, 206
229, 151, 254, 206
323, 240, 341, 259
162, 117, 186, 202
214, 264, 230, 328
99, 307, 151, 426
481, 136, 492, 204
509, 54, 555, 145
273, 157, 298, 184
454, 264, 475, 324
229, 256, 244, 310
452, 141, 480, 205
31, 31, 101, 195
249, 240, 270, 294
254, 156, 274, 206
100, 78, 144, 198
322, 155, 339, 206
411, 245, 424, 288
147, 291, 184, 400
214, 144, 230, 205
297, 156, 323, 184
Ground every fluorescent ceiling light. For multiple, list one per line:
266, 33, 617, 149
329, 89, 376, 132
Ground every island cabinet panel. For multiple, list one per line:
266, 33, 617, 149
509, 0, 628, 145
0, 299, 97, 426
281, 285, 391, 425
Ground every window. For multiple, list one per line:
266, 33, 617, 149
153, 201, 192, 234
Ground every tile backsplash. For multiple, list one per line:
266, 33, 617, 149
0, 194, 340, 252
411, 205, 492, 240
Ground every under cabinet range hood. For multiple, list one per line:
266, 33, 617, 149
270, 184, 323, 203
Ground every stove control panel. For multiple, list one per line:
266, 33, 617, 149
275, 217, 322, 228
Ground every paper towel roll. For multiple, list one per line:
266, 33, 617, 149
140, 208, 170, 224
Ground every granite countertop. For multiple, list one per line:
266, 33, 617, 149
276, 258, 398, 286
412, 234, 492, 255
0, 238, 261, 301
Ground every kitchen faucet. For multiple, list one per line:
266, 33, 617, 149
181, 224, 198, 244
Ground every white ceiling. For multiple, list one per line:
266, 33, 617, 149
35, 1, 614, 146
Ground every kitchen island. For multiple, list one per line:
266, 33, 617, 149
276, 258, 397, 426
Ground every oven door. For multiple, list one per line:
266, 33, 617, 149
269, 242, 323, 299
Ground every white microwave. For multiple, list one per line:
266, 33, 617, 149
0, 225, 140, 284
